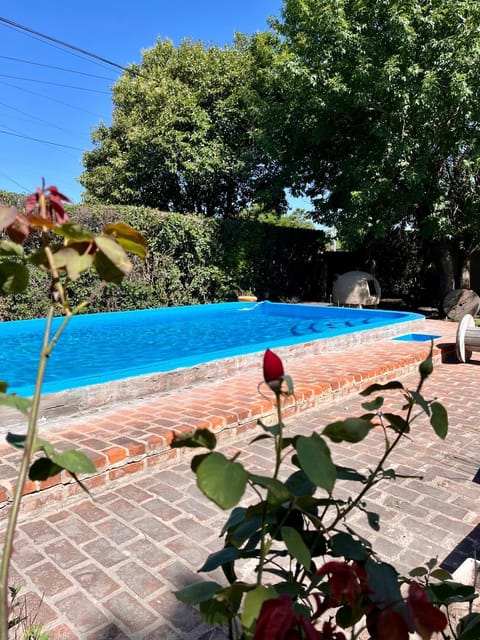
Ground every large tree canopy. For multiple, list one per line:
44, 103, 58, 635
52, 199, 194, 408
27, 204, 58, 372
266, 0, 480, 293
80, 37, 285, 217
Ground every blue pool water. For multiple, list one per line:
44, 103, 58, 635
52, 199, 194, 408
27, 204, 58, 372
393, 333, 441, 342
0, 301, 423, 396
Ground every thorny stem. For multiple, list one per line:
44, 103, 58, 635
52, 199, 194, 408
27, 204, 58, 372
0, 306, 54, 640
273, 391, 283, 480
0, 276, 106, 639
330, 377, 426, 531
256, 391, 283, 587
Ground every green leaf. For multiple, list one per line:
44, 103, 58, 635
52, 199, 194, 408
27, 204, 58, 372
103, 222, 148, 259
430, 402, 448, 439
94, 250, 126, 284
430, 568, 452, 581
0, 239, 24, 257
227, 513, 263, 546
241, 586, 276, 632
335, 466, 367, 482
383, 413, 410, 434
196, 452, 248, 509
426, 581, 477, 606
409, 566, 428, 577
221, 507, 247, 536
330, 532, 370, 562
248, 474, 290, 505
257, 420, 280, 436
365, 559, 402, 609
295, 433, 336, 493
301, 531, 327, 556
29, 457, 62, 481
457, 612, 480, 640
410, 391, 430, 415
95, 235, 132, 275
174, 581, 223, 605
191, 452, 209, 473
419, 350, 434, 380
49, 450, 96, 475
171, 428, 217, 450
199, 547, 240, 572
285, 470, 316, 496
6, 432, 27, 449
54, 223, 95, 242
361, 396, 384, 411
281, 526, 311, 570
53, 247, 94, 280
199, 597, 231, 626
323, 418, 373, 443
0, 262, 29, 294
360, 381, 404, 396
0, 392, 32, 414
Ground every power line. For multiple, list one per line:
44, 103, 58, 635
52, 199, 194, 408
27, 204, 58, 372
0, 171, 29, 193
0, 80, 110, 118
0, 128, 86, 151
0, 74, 111, 94
0, 16, 127, 72
0, 55, 117, 81
0, 99, 81, 135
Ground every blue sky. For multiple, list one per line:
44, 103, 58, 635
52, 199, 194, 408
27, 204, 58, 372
0, 1, 285, 204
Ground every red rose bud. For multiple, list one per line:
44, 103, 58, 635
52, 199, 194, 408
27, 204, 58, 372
263, 349, 284, 389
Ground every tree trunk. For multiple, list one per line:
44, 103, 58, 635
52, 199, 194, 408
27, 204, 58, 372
429, 240, 473, 315
433, 239, 455, 302
455, 251, 471, 290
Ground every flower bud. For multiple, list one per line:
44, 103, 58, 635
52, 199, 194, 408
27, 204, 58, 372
263, 349, 284, 390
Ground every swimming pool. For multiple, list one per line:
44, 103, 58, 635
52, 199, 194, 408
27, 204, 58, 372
1, 301, 423, 397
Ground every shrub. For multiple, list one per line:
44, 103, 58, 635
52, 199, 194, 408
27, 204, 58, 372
172, 349, 479, 639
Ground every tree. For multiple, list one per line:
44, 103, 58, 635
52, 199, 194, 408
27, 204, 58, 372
266, 0, 480, 300
80, 37, 286, 217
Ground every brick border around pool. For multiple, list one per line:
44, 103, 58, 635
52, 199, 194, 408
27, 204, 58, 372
0, 319, 457, 515
1, 315, 426, 430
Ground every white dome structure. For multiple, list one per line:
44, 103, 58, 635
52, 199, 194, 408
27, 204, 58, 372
332, 271, 381, 308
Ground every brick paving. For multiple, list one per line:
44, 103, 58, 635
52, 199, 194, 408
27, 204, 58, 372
3, 318, 480, 638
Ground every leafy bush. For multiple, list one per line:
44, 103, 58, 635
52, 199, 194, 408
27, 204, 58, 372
173, 349, 480, 639
0, 198, 329, 319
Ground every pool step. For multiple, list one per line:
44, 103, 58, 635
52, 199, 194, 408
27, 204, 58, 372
0, 320, 457, 516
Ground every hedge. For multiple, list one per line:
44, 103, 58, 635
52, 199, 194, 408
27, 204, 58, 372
0, 204, 328, 320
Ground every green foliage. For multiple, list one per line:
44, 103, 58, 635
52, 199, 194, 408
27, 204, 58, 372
8, 585, 48, 640
0, 183, 147, 640
80, 36, 285, 217
267, 0, 480, 293
0, 201, 328, 320
172, 349, 478, 639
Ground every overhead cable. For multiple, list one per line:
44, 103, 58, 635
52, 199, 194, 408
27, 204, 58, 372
0, 74, 111, 94
0, 80, 109, 118
0, 16, 126, 72
0, 55, 117, 81
0, 128, 85, 151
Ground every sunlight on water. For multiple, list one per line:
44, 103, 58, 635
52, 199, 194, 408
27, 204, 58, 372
0, 301, 422, 395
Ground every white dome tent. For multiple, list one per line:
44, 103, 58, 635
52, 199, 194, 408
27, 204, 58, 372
332, 271, 381, 308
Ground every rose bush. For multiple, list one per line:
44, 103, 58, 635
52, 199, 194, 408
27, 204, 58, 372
173, 349, 480, 639
0, 180, 147, 639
